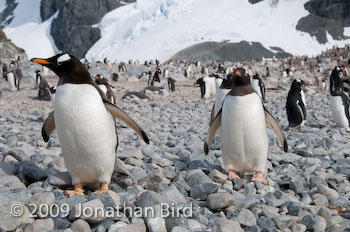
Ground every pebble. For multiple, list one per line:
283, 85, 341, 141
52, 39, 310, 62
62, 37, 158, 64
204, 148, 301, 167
207, 193, 235, 210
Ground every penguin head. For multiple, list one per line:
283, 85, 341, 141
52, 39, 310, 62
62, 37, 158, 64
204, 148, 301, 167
291, 79, 308, 90
232, 68, 250, 86
330, 67, 345, 95
31, 53, 91, 84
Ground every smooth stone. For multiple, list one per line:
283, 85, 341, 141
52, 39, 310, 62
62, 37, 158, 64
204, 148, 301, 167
190, 183, 219, 200
186, 170, 212, 187
6, 148, 30, 161
212, 218, 243, 232
70, 219, 91, 232
29, 192, 55, 218
238, 208, 257, 227
160, 184, 187, 204
0, 202, 34, 231
207, 193, 235, 210
118, 149, 143, 160
69, 199, 105, 224
48, 172, 72, 187
114, 222, 146, 232
24, 218, 54, 232
209, 169, 227, 184
317, 184, 340, 201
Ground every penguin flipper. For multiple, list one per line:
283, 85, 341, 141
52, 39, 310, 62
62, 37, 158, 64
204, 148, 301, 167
264, 107, 288, 152
204, 109, 222, 155
42, 111, 55, 142
104, 101, 149, 144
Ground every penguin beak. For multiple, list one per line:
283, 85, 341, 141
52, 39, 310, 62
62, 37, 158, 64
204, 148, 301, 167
31, 58, 51, 65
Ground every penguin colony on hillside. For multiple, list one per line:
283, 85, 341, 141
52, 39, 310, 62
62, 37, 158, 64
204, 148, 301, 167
1, 45, 350, 192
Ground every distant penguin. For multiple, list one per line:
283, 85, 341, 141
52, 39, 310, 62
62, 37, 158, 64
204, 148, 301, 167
34, 70, 42, 87
251, 73, 266, 101
94, 74, 116, 105
210, 73, 235, 126
32, 53, 149, 195
7, 72, 17, 91
2, 62, 8, 80
286, 79, 308, 127
329, 67, 350, 128
15, 68, 23, 90
167, 77, 176, 92
48, 86, 56, 103
38, 78, 51, 101
204, 68, 288, 184
203, 76, 216, 99
194, 77, 205, 98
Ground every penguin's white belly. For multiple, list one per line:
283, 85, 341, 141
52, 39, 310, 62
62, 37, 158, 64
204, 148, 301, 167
251, 80, 262, 99
330, 96, 349, 128
7, 73, 16, 91
50, 94, 55, 105
214, 89, 230, 134
203, 77, 216, 98
54, 84, 117, 184
221, 94, 268, 172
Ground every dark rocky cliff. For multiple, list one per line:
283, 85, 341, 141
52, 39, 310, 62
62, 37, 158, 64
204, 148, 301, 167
296, 0, 350, 43
50, 0, 135, 59
40, 0, 65, 21
0, 0, 17, 27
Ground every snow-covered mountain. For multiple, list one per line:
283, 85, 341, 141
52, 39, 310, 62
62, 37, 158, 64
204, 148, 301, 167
1, 0, 350, 62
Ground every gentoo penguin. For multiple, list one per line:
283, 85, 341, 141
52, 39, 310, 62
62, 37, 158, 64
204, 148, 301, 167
204, 68, 288, 184
213, 74, 223, 91
329, 67, 350, 128
34, 70, 42, 87
209, 73, 235, 124
7, 72, 17, 91
167, 77, 176, 92
38, 78, 51, 101
48, 86, 56, 103
194, 77, 205, 98
94, 74, 116, 104
32, 53, 149, 195
202, 75, 216, 99
286, 79, 308, 127
251, 73, 266, 101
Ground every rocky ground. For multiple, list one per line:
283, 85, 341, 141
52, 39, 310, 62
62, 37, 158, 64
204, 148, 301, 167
1, 67, 350, 232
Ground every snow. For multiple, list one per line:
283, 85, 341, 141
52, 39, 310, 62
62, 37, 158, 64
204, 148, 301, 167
86, 0, 350, 62
3, 0, 59, 59
344, 27, 350, 37
3, 0, 350, 62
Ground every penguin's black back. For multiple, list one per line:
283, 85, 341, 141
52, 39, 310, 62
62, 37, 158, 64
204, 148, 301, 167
286, 83, 306, 127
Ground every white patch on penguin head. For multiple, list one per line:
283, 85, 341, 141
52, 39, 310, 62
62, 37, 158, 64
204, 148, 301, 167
57, 54, 71, 65
296, 79, 302, 83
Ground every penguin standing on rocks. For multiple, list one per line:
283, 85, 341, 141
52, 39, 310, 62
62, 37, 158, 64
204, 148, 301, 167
34, 70, 42, 87
38, 78, 51, 101
48, 86, 56, 104
251, 73, 266, 102
204, 68, 288, 184
6, 71, 17, 91
32, 53, 149, 195
329, 67, 350, 128
286, 79, 308, 128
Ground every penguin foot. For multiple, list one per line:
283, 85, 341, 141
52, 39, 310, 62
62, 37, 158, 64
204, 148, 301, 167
95, 182, 108, 194
65, 183, 85, 196
228, 170, 240, 180
252, 172, 268, 185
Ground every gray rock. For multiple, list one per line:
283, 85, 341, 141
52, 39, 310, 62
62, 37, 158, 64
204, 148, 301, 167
15, 161, 48, 184
186, 170, 213, 187
171, 226, 191, 232
114, 222, 146, 232
0, 162, 15, 175
207, 193, 235, 210
290, 180, 304, 194
160, 184, 187, 204
238, 208, 257, 227
273, 215, 294, 230
136, 191, 174, 208
325, 215, 343, 228
130, 167, 147, 183
314, 215, 327, 232
209, 169, 227, 184
53, 217, 72, 230
235, 195, 259, 210
29, 192, 55, 218
70, 219, 91, 232
317, 184, 340, 201
312, 194, 329, 206
118, 149, 144, 160
6, 148, 30, 161
146, 217, 167, 232
0, 201, 34, 231
257, 216, 276, 230
88, 193, 116, 208
310, 176, 327, 188
48, 172, 72, 187
108, 221, 128, 232
212, 218, 243, 232
24, 218, 54, 232
291, 223, 307, 232
69, 199, 105, 224
190, 183, 219, 200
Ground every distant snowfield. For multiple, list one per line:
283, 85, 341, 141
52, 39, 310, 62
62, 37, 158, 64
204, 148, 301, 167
3, 0, 58, 59
3, 0, 350, 61
86, 0, 350, 62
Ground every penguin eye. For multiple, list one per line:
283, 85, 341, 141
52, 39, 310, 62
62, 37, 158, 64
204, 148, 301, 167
57, 54, 71, 65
